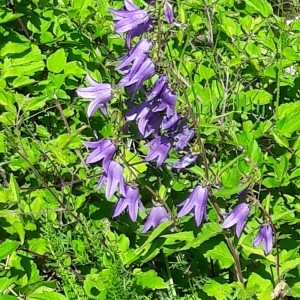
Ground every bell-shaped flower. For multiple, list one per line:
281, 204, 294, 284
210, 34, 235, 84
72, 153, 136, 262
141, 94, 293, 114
164, 1, 174, 24
76, 75, 113, 117
222, 203, 250, 238
145, 135, 172, 167
141, 206, 169, 233
152, 87, 177, 116
97, 160, 125, 200
113, 185, 144, 222
177, 185, 209, 226
174, 126, 194, 150
110, 1, 153, 47
120, 57, 155, 96
85, 139, 116, 165
116, 38, 153, 74
146, 75, 168, 102
171, 154, 198, 169
253, 224, 273, 255
161, 113, 181, 131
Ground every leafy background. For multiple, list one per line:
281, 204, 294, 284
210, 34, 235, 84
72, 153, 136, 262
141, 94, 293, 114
0, 0, 300, 299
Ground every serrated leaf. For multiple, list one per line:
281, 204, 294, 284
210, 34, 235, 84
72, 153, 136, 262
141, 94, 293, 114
134, 269, 168, 290
0, 240, 19, 260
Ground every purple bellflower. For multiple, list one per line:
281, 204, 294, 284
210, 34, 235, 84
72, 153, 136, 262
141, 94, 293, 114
222, 203, 250, 238
97, 160, 125, 200
253, 224, 273, 255
177, 185, 209, 226
161, 113, 181, 131
152, 87, 177, 116
85, 139, 116, 165
110, 0, 153, 47
171, 154, 198, 169
141, 206, 169, 233
76, 75, 112, 117
146, 75, 168, 102
113, 185, 144, 222
164, 1, 174, 24
174, 126, 195, 150
145, 135, 172, 167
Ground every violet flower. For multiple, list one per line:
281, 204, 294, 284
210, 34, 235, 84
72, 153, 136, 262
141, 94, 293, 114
145, 135, 172, 167
253, 224, 273, 255
76, 75, 112, 117
141, 206, 169, 233
177, 185, 209, 226
174, 126, 194, 150
152, 87, 177, 116
222, 203, 250, 238
85, 139, 116, 164
97, 160, 125, 200
146, 75, 168, 102
113, 185, 144, 222
110, 0, 153, 47
171, 154, 198, 169
164, 1, 174, 24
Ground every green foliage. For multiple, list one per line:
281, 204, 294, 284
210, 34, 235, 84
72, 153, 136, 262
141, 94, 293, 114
0, 0, 299, 299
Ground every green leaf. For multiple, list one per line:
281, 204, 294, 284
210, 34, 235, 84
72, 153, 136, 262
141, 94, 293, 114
134, 269, 168, 290
9, 173, 19, 203
203, 279, 233, 300
245, 89, 272, 105
0, 277, 18, 294
0, 42, 30, 56
47, 49, 67, 73
0, 296, 19, 300
27, 292, 68, 300
281, 257, 300, 275
204, 241, 234, 269
246, 273, 273, 300
214, 182, 249, 198
0, 240, 19, 260
245, 0, 272, 17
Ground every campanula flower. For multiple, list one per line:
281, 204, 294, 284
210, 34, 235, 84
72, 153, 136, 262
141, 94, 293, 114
146, 75, 168, 102
85, 139, 117, 165
164, 1, 174, 24
76, 75, 112, 117
171, 154, 198, 169
174, 126, 194, 150
253, 224, 273, 255
222, 203, 250, 237
177, 185, 209, 226
141, 206, 169, 233
145, 135, 172, 167
97, 160, 125, 200
113, 185, 144, 222
152, 87, 177, 116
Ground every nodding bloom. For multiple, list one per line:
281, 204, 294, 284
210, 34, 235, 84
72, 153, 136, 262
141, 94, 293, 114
222, 203, 250, 238
177, 185, 209, 226
141, 206, 169, 233
253, 224, 274, 255
152, 87, 177, 116
171, 154, 198, 169
164, 1, 174, 24
85, 139, 116, 165
174, 126, 195, 150
97, 160, 125, 200
76, 75, 113, 117
113, 185, 144, 222
110, 0, 153, 47
145, 135, 172, 167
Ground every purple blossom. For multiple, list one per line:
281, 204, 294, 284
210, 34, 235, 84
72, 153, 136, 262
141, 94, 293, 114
222, 203, 250, 238
238, 188, 248, 200
141, 206, 169, 233
145, 135, 172, 167
177, 185, 209, 226
152, 87, 177, 116
171, 154, 198, 169
120, 57, 155, 96
85, 139, 117, 165
113, 185, 144, 222
76, 75, 112, 117
164, 1, 174, 24
174, 126, 194, 150
110, 1, 153, 47
146, 75, 168, 102
97, 160, 125, 200
253, 224, 273, 255
161, 113, 181, 131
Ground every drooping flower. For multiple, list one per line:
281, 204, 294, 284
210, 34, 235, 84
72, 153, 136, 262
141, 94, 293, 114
164, 1, 174, 24
222, 203, 250, 238
174, 126, 195, 150
171, 154, 198, 169
120, 57, 155, 96
253, 224, 273, 255
152, 87, 177, 116
238, 188, 248, 201
141, 206, 169, 233
177, 185, 209, 226
161, 113, 181, 131
116, 38, 153, 74
110, 1, 153, 47
76, 75, 113, 117
146, 75, 168, 102
97, 160, 125, 200
145, 135, 172, 167
113, 185, 144, 222
85, 139, 117, 165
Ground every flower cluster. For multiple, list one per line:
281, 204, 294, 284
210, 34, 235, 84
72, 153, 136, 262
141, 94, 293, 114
76, 0, 274, 255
